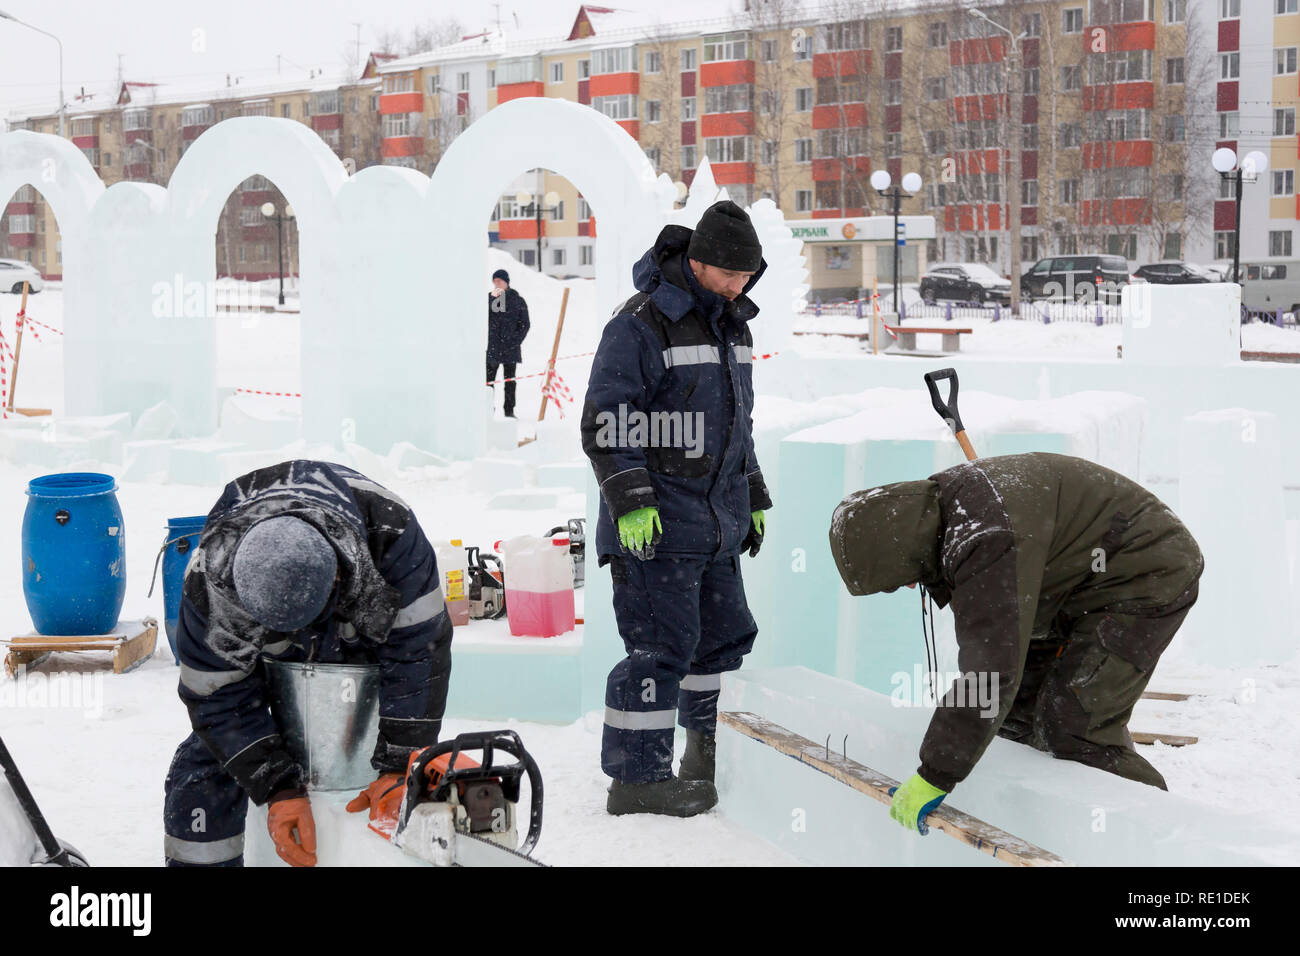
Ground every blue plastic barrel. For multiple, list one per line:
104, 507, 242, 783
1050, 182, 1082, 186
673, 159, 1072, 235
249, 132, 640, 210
162, 516, 207, 662
22, 473, 127, 636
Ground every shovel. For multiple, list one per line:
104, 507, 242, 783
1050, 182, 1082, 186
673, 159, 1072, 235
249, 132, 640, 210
923, 368, 977, 461
0, 735, 87, 866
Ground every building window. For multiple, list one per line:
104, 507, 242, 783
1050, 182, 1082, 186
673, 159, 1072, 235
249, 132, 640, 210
886, 79, 902, 105
1275, 108, 1296, 136
1106, 234, 1137, 260
1061, 65, 1082, 91
815, 182, 840, 209
1165, 57, 1185, 83
1060, 178, 1080, 203
925, 76, 947, 100
580, 245, 593, 266
553, 248, 566, 266
579, 59, 591, 79
817, 75, 865, 105
703, 32, 750, 62
281, 104, 291, 118
820, 20, 866, 52
795, 189, 812, 212
925, 129, 946, 154
592, 94, 638, 120
1022, 12, 1042, 36
795, 87, 813, 111
550, 62, 564, 83
793, 33, 811, 60
794, 138, 812, 162
1270, 230, 1293, 256
1163, 232, 1182, 259
704, 135, 752, 163
645, 146, 661, 167
1167, 173, 1184, 200
1280, 0, 1299, 12
1276, 48, 1298, 75
1022, 179, 1038, 205
683, 49, 697, 70
522, 249, 535, 267
1023, 68, 1039, 95
384, 74, 415, 93
761, 140, 777, 164
928, 21, 948, 47
646, 100, 661, 123
1166, 0, 1186, 21
816, 128, 866, 158
578, 197, 591, 220
885, 132, 901, 157
885, 26, 903, 51
1058, 235, 1079, 255
591, 47, 638, 74
1063, 8, 1084, 33
1215, 231, 1235, 258
761, 39, 777, 62
457, 72, 470, 92
1165, 115, 1185, 141
1059, 124, 1082, 148
682, 144, 698, 168
1088, 49, 1152, 83
1219, 52, 1239, 79
682, 97, 697, 119
1023, 124, 1039, 149
1022, 235, 1039, 261
1220, 0, 1240, 16
704, 83, 754, 113
314, 91, 340, 114
1219, 112, 1240, 137
759, 90, 777, 114
645, 51, 661, 73
1273, 169, 1295, 196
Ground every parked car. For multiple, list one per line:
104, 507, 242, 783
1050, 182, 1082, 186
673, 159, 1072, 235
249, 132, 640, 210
0, 259, 43, 294
919, 262, 1011, 304
1132, 261, 1215, 284
1239, 260, 1300, 316
1021, 254, 1129, 303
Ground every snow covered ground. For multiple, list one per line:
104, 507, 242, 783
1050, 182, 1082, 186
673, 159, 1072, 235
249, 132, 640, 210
2, 273, 1298, 865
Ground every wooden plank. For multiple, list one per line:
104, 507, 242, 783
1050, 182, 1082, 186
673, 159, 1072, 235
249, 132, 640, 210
718, 710, 1072, 867
4, 618, 158, 676
1141, 691, 1192, 702
1241, 351, 1300, 364
1131, 731, 1198, 747
113, 620, 157, 674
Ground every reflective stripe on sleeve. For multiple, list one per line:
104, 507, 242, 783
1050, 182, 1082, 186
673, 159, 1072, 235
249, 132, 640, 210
679, 673, 723, 692
392, 587, 446, 629
164, 833, 244, 865
180, 663, 249, 697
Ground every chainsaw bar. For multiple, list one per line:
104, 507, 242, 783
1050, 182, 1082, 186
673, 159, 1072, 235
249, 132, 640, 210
455, 830, 548, 867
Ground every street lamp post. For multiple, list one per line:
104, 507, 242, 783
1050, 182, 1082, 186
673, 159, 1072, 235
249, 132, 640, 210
969, 7, 1028, 314
261, 202, 295, 306
0, 10, 65, 138
870, 169, 923, 317
1212, 148, 1269, 285
515, 185, 561, 273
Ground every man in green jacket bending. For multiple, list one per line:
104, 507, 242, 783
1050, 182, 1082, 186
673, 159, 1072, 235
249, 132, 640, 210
828, 452, 1203, 834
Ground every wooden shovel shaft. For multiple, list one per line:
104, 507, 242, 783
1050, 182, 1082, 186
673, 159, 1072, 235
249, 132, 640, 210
955, 429, 977, 461
7, 280, 29, 412
719, 711, 1072, 867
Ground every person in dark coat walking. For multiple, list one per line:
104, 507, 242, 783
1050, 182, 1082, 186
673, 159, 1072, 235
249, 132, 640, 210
162, 460, 453, 867
828, 452, 1204, 835
581, 200, 773, 817
487, 268, 530, 418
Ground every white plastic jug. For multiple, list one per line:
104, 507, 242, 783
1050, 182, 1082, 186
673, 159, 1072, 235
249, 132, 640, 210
434, 539, 470, 627
499, 534, 575, 637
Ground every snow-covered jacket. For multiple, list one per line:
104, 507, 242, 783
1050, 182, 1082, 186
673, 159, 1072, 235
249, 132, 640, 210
175, 460, 453, 805
581, 224, 773, 560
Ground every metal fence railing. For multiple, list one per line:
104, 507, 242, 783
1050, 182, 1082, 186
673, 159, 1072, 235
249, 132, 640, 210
800, 300, 1300, 329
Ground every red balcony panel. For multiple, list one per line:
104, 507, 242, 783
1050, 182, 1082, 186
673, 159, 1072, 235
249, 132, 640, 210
954, 150, 1001, 175
1217, 82, 1238, 112
1218, 19, 1239, 52
578, 79, 591, 105
681, 121, 696, 146
884, 51, 902, 80
7, 202, 35, 214
951, 36, 1006, 66
616, 119, 640, 139
844, 207, 866, 217
578, 220, 591, 237
124, 163, 150, 179
380, 91, 423, 115
241, 224, 274, 241
700, 60, 755, 86
589, 216, 596, 237
812, 209, 843, 219
812, 50, 870, 77
811, 157, 870, 181
812, 103, 867, 130
72, 135, 98, 149
681, 72, 696, 97
1023, 96, 1038, 123
380, 137, 421, 158
311, 114, 342, 131
124, 129, 152, 144
683, 169, 696, 188
497, 81, 544, 103
498, 219, 540, 240
1297, 193, 1300, 220
7, 234, 34, 247
953, 94, 1002, 123
1020, 205, 1038, 226
943, 206, 956, 231
1084, 82, 1153, 112
710, 161, 754, 184
701, 112, 755, 137
1081, 140, 1153, 168
589, 72, 639, 97
887, 158, 901, 182
457, 92, 470, 115
240, 190, 275, 207
1022, 152, 1039, 178
1090, 21, 1155, 52
1022, 37, 1039, 68
885, 105, 902, 131
1214, 200, 1236, 231
182, 125, 206, 140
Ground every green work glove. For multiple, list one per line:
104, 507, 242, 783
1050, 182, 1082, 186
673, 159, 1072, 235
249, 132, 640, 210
618, 506, 663, 560
741, 510, 766, 557
888, 773, 947, 835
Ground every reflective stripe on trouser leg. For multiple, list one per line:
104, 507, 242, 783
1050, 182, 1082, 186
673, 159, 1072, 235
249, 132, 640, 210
602, 554, 709, 784
163, 731, 249, 867
679, 555, 759, 735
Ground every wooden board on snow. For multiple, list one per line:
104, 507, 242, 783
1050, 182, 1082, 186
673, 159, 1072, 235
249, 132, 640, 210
4, 617, 157, 677
1141, 691, 1192, 702
1131, 731, 1198, 747
718, 710, 1072, 868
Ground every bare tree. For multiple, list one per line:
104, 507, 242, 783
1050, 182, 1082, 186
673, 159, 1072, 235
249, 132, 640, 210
740, 0, 809, 207
639, 26, 685, 181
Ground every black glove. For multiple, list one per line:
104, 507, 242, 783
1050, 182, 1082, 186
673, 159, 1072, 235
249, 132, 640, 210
741, 510, 765, 558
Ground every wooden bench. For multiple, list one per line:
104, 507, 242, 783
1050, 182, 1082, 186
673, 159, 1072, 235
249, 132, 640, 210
886, 325, 973, 353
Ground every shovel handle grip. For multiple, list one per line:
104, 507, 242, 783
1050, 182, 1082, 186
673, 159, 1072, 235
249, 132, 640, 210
924, 368, 977, 461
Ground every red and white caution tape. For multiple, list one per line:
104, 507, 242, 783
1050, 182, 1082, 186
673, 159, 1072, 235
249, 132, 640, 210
21, 314, 62, 336
235, 387, 302, 398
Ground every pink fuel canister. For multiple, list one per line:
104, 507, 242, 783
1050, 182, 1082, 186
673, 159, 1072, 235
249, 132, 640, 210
500, 534, 575, 637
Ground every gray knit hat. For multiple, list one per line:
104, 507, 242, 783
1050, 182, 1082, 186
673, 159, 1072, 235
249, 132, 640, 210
233, 516, 338, 632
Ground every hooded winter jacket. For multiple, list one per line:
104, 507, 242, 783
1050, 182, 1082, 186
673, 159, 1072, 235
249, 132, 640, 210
175, 460, 453, 805
829, 452, 1203, 791
487, 287, 530, 364
582, 224, 773, 560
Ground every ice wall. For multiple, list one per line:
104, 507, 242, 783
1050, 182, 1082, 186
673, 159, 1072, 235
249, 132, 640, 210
717, 667, 1285, 866
1122, 282, 1241, 366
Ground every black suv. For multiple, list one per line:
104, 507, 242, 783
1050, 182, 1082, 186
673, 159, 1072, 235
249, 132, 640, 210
1021, 255, 1130, 303
919, 263, 1012, 304
1132, 262, 1214, 284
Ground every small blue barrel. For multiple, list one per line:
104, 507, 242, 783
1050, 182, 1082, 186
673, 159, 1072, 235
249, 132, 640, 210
22, 473, 127, 636
162, 515, 207, 662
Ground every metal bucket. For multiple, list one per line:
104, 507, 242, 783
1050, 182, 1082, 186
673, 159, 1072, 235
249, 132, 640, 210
263, 660, 381, 791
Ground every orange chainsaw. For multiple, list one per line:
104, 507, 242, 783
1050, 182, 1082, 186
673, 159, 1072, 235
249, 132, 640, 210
368, 730, 545, 867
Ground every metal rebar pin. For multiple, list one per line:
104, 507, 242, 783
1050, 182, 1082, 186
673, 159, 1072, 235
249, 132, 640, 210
842, 735, 848, 760
825, 734, 830, 759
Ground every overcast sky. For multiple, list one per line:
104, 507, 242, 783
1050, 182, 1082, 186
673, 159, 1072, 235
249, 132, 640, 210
0, 0, 741, 117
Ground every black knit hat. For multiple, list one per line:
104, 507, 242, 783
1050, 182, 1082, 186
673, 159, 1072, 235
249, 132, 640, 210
686, 200, 763, 272
492, 269, 510, 284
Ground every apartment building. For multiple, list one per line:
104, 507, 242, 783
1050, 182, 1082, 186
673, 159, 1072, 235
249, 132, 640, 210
4, 1, 1294, 281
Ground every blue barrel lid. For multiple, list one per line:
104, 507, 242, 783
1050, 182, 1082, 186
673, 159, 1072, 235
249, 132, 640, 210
167, 515, 209, 531
27, 472, 118, 498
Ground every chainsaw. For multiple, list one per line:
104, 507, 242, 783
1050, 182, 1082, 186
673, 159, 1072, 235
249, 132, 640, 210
384, 730, 545, 867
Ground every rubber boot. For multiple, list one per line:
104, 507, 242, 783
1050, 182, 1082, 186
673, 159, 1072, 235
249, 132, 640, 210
607, 776, 717, 817
677, 729, 716, 784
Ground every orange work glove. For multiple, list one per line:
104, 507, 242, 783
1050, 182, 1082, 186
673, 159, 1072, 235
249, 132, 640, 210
346, 772, 406, 839
266, 792, 317, 867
